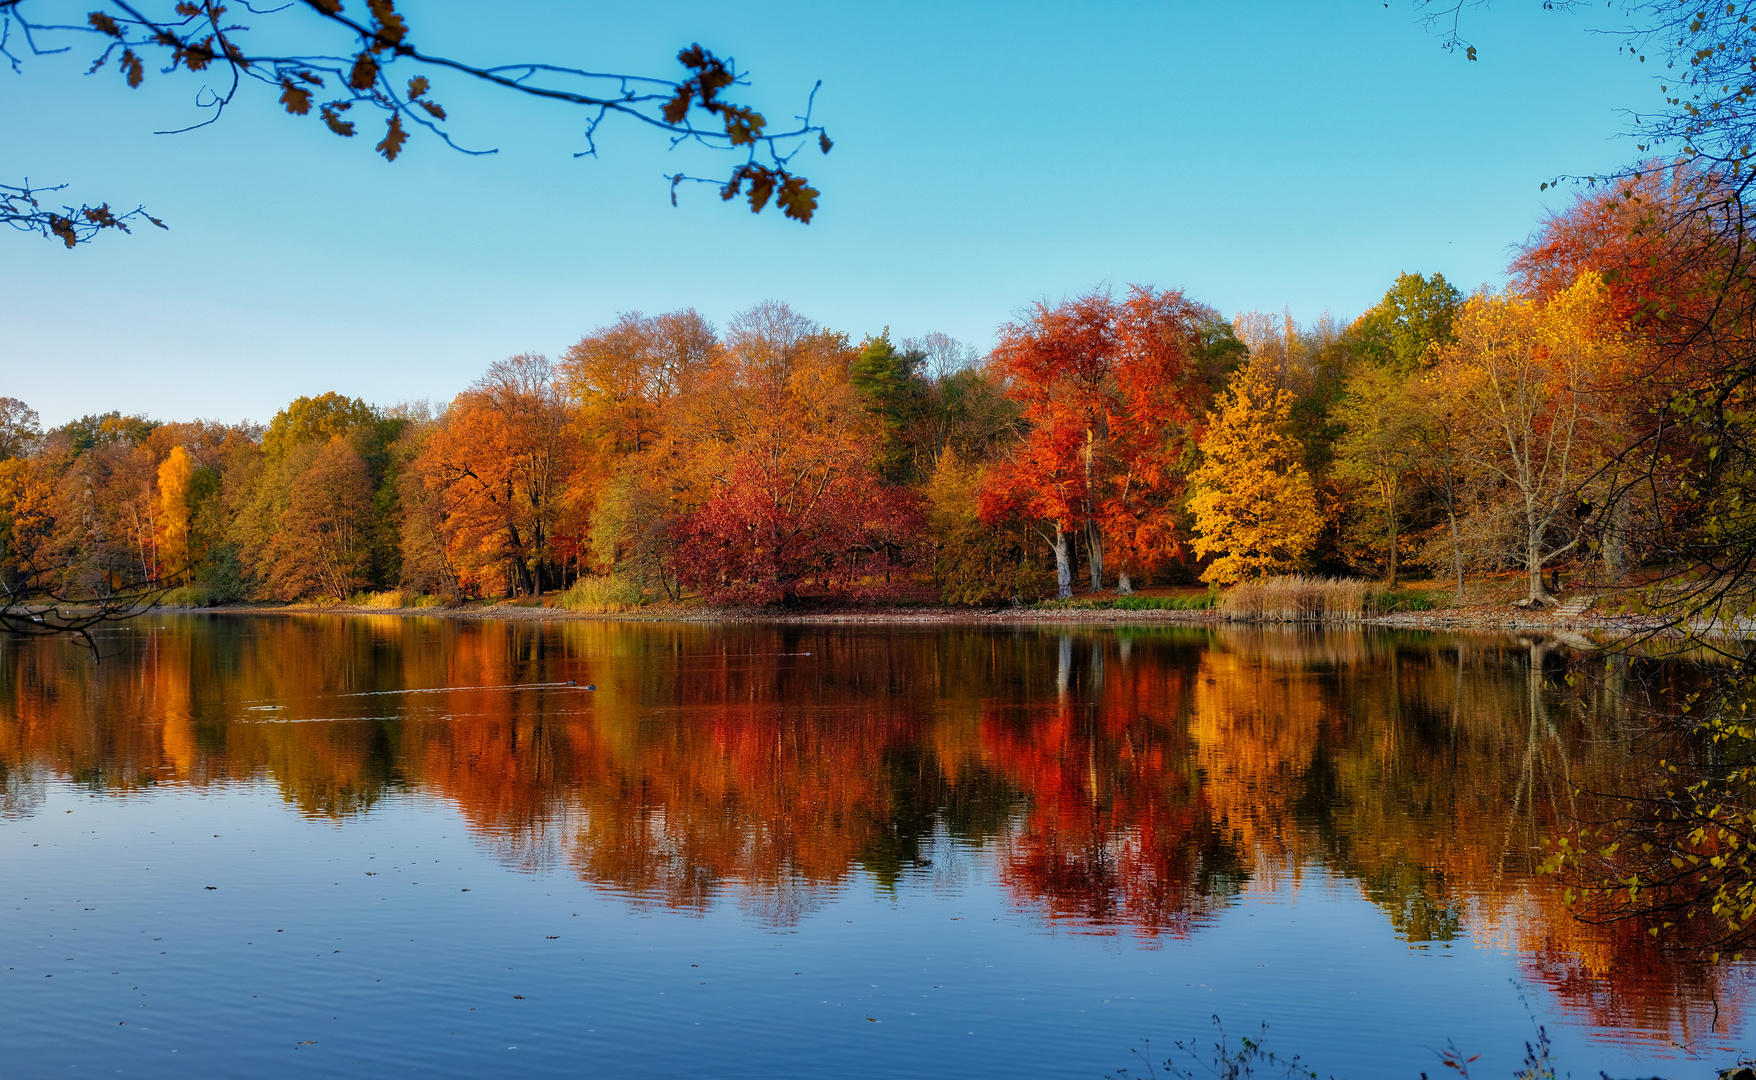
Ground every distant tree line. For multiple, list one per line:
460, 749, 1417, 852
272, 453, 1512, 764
0, 183, 1734, 609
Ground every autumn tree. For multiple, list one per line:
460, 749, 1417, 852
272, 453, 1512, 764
1187, 370, 1323, 584
589, 470, 679, 598
155, 446, 194, 582
0, 429, 160, 638
981, 287, 1214, 597
564, 310, 718, 459
1402, 370, 1473, 599
1505, 168, 1736, 589
0, 398, 52, 597
1438, 276, 1623, 605
47, 418, 165, 590
561, 308, 719, 591
0, 398, 41, 460
923, 448, 1044, 605
1229, 309, 1352, 476
261, 392, 379, 461
5, 412, 254, 607
666, 302, 921, 604
1332, 366, 1420, 586
1348, 272, 1461, 374
0, 450, 55, 590
266, 436, 374, 600
230, 393, 401, 597
389, 406, 458, 600
418, 354, 577, 597
1327, 274, 1460, 585
2, 0, 834, 246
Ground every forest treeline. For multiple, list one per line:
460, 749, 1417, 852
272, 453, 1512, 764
0, 170, 1731, 607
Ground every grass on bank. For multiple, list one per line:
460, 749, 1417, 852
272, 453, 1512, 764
1033, 592, 1217, 612
1029, 579, 1442, 619
160, 572, 1450, 619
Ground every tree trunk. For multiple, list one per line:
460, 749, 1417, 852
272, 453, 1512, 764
1085, 520, 1104, 592
1052, 530, 1073, 599
1448, 507, 1464, 602
1603, 498, 1628, 583
1117, 570, 1134, 595
1527, 538, 1548, 604
1387, 489, 1399, 589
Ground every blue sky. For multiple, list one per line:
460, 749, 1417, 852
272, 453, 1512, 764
3, 1, 1659, 427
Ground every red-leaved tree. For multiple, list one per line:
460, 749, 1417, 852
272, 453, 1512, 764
979, 287, 1211, 596
667, 302, 923, 604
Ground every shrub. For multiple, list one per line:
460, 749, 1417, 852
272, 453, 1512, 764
1375, 589, 1436, 613
161, 584, 219, 608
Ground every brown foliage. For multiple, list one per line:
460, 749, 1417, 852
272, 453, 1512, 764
266, 436, 374, 600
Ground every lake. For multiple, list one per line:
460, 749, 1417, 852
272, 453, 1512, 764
1, 615, 1749, 1078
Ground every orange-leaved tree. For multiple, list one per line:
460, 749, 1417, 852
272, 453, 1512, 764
417, 354, 579, 598
562, 308, 719, 594
980, 287, 1211, 597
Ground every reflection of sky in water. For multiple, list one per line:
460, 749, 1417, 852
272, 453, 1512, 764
0, 617, 1751, 1078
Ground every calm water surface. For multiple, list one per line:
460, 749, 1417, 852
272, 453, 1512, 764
1, 616, 1750, 1078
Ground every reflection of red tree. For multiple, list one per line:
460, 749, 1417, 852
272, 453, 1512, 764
1487, 890, 1756, 1055
979, 645, 1233, 939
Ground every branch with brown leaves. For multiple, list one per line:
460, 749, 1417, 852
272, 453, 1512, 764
1, 178, 164, 246
0, 0, 832, 243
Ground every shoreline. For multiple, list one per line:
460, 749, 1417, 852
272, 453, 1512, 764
147, 600, 1679, 638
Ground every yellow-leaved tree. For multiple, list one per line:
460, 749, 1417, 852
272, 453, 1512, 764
156, 445, 193, 582
1437, 273, 1624, 604
1188, 373, 1323, 584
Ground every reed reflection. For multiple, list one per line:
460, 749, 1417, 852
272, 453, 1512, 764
0, 615, 1746, 1049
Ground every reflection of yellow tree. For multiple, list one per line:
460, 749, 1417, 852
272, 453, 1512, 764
1184, 628, 1749, 1049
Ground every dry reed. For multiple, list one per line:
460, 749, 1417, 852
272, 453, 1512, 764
559, 575, 645, 613
1218, 575, 1383, 623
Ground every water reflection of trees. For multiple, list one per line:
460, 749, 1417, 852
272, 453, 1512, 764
0, 616, 1748, 1047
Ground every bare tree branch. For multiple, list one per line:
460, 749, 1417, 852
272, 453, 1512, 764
0, 560, 167, 657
